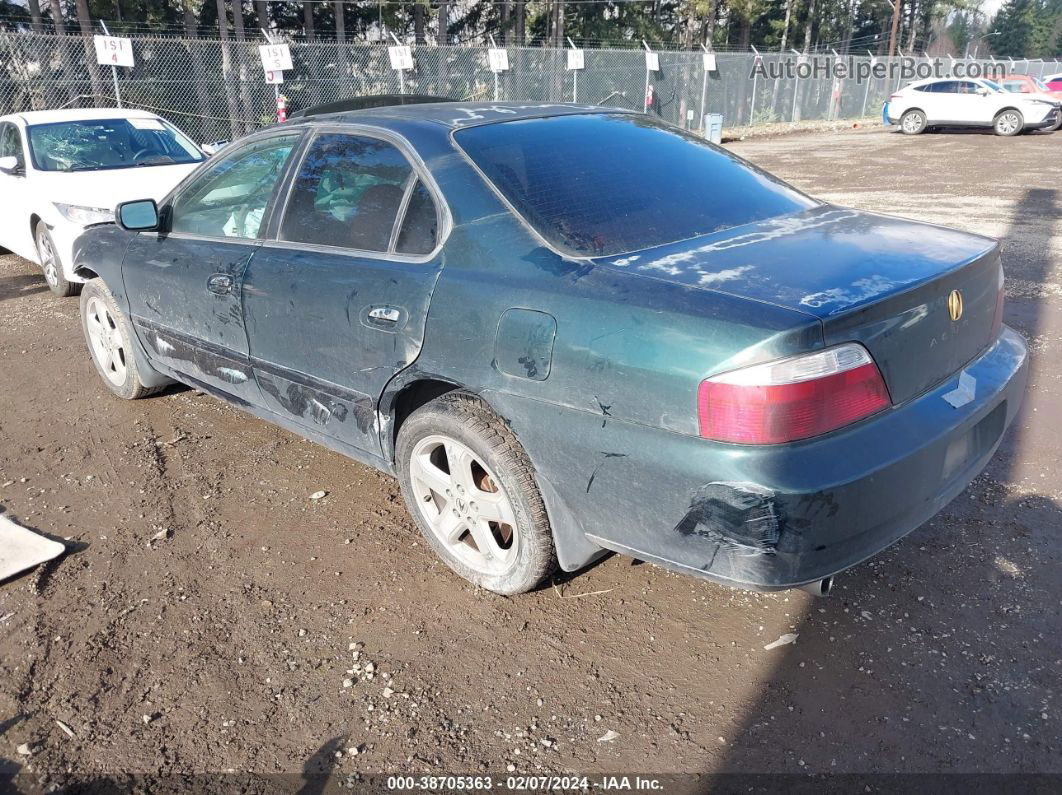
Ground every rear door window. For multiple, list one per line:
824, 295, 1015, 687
455, 113, 815, 257
280, 133, 425, 253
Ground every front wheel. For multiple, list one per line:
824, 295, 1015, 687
396, 391, 557, 595
80, 279, 161, 400
994, 109, 1024, 136
900, 109, 927, 135
35, 222, 80, 297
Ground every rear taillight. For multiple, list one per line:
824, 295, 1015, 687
698, 344, 892, 445
992, 264, 1005, 335
889, 93, 902, 101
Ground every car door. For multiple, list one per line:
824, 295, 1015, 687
242, 128, 447, 457
123, 130, 303, 404
0, 122, 33, 259
949, 80, 997, 124
923, 81, 964, 122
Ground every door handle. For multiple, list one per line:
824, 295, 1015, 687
367, 306, 401, 324
207, 273, 234, 295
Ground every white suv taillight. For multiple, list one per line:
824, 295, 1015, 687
698, 344, 892, 444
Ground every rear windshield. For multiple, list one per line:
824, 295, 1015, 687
455, 113, 816, 257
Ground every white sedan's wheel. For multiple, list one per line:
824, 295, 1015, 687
409, 435, 520, 576
994, 110, 1023, 136
35, 223, 79, 297
85, 295, 129, 387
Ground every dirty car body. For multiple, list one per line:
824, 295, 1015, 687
73, 103, 1028, 593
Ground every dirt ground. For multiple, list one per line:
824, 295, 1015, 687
1, 124, 1060, 791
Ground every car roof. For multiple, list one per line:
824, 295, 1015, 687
6, 107, 159, 126
297, 101, 626, 130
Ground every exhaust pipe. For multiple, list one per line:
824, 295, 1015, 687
796, 576, 833, 597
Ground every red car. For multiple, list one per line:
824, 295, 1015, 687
1000, 73, 1062, 102
1045, 74, 1062, 92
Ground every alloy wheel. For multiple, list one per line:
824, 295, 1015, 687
37, 228, 58, 288
902, 112, 924, 134
997, 112, 1021, 135
408, 435, 519, 576
85, 296, 128, 387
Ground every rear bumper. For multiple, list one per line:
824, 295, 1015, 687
492, 326, 1028, 591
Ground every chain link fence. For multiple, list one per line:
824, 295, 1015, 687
1, 31, 1058, 143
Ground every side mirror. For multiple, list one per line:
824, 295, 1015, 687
0, 155, 19, 174
116, 199, 160, 231
976, 87, 990, 96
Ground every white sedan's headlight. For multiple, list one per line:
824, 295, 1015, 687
53, 203, 115, 226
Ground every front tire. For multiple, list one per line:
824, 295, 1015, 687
994, 109, 1024, 136
900, 109, 927, 135
396, 391, 557, 595
35, 222, 80, 297
80, 279, 161, 400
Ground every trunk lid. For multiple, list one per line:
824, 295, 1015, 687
595, 205, 1002, 405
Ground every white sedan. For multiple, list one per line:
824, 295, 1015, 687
0, 108, 206, 296
886, 77, 1061, 136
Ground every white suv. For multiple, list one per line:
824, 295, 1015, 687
887, 77, 1061, 136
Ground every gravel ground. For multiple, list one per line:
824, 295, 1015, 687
0, 124, 1060, 791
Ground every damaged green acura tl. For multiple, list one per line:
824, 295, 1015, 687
71, 103, 1028, 596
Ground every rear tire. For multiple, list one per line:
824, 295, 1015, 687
396, 391, 557, 595
80, 279, 161, 400
900, 109, 927, 135
994, 109, 1024, 136
35, 222, 80, 297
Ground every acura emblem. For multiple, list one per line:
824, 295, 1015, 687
948, 289, 963, 322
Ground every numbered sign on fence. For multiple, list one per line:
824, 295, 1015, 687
264, 69, 284, 85
93, 35, 134, 68
259, 44, 293, 72
645, 51, 660, 72
702, 52, 716, 72
567, 48, 584, 70
388, 45, 414, 71
488, 48, 509, 72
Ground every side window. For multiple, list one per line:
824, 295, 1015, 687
280, 133, 416, 252
396, 180, 439, 255
914, 84, 935, 93
170, 134, 299, 239
0, 124, 24, 168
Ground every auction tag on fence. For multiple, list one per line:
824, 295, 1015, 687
264, 69, 284, 85
567, 48, 584, 70
645, 51, 660, 72
259, 43, 293, 71
488, 48, 509, 72
93, 35, 134, 67
702, 52, 716, 71
388, 45, 414, 71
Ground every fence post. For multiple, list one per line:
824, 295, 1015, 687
99, 22, 122, 107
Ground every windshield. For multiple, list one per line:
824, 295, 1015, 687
982, 79, 1004, 92
27, 117, 204, 172
455, 113, 816, 257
